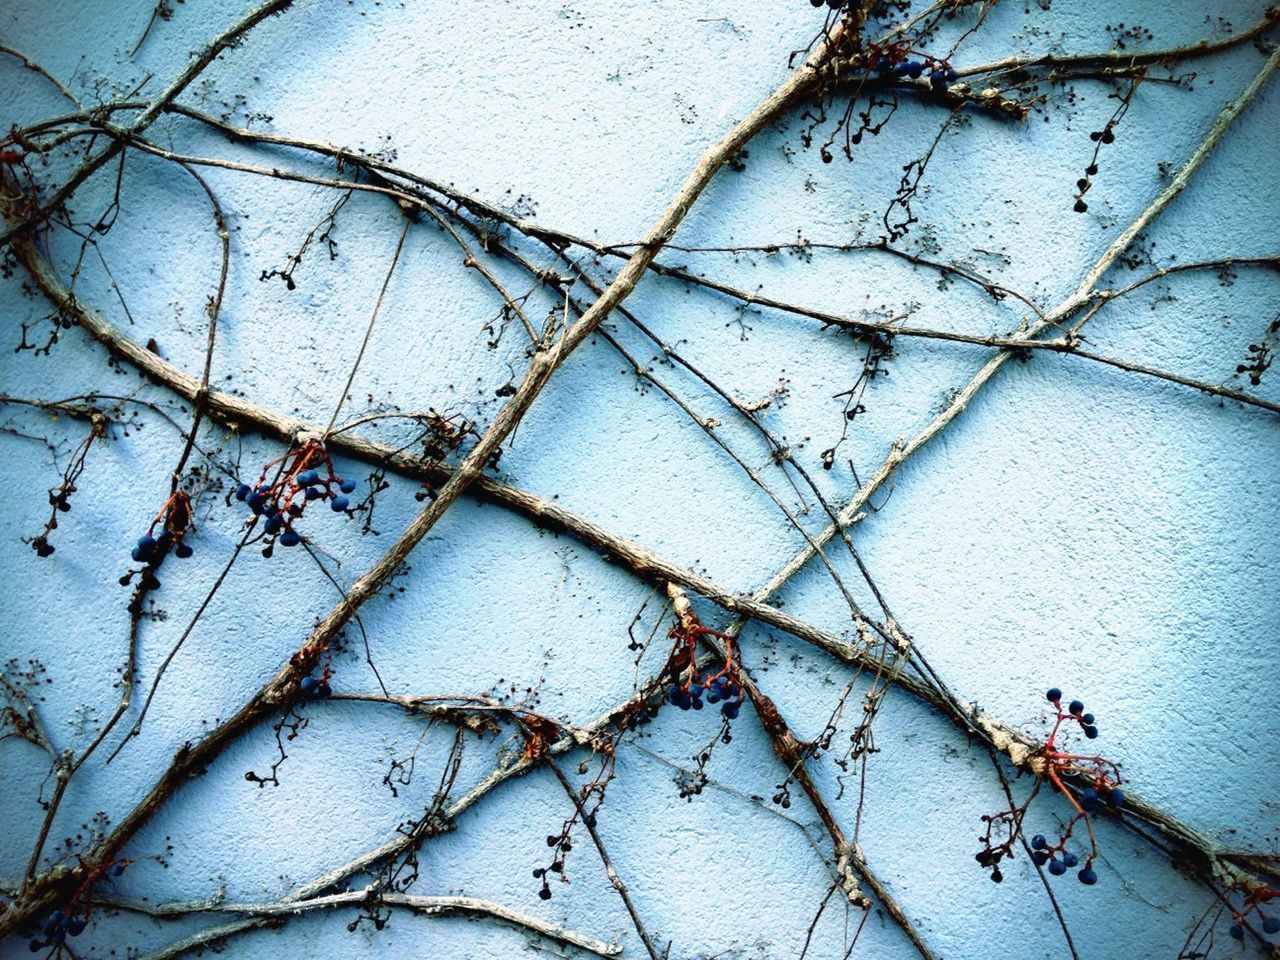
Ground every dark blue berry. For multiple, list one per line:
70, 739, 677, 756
1263, 916, 1279, 934
131, 546, 148, 562
1106, 788, 1125, 806
305, 486, 325, 500
1229, 924, 1245, 940
340, 479, 357, 494
1062, 852, 1079, 868
1048, 858, 1066, 876
906, 61, 924, 79
67, 917, 86, 936
109, 862, 126, 877
1083, 724, 1098, 739
1031, 850, 1049, 866
330, 496, 349, 511
247, 492, 266, 514
280, 530, 301, 547
235, 484, 251, 501
175, 542, 193, 559
668, 684, 681, 706
264, 514, 285, 535
1077, 866, 1097, 885
1068, 700, 1084, 715
296, 469, 320, 486
1081, 712, 1095, 724
1031, 834, 1047, 849
1046, 688, 1061, 702
300, 676, 319, 695
722, 702, 740, 719
929, 69, 947, 89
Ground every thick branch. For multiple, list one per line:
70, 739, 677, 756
0, 14, 859, 936
8, 223, 1271, 910
107, 890, 622, 959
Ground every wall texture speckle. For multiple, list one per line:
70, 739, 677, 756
1, 2, 1277, 958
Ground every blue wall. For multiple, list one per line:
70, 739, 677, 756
1, 1, 1277, 957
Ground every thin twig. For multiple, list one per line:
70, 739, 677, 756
545, 755, 663, 960
0, 0, 294, 246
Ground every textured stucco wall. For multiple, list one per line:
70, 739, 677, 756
1, 1, 1278, 958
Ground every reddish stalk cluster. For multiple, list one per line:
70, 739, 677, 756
1228, 887, 1280, 943
28, 858, 129, 954
234, 439, 355, 553
664, 623, 746, 720
976, 688, 1124, 886
122, 490, 195, 607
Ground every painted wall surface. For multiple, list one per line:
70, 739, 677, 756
1, 1, 1277, 959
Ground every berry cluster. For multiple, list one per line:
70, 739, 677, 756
121, 491, 195, 604
975, 688, 1124, 886
298, 672, 333, 698
1073, 75, 1141, 213
865, 41, 959, 92
804, 19, 962, 92
1228, 887, 1280, 943
664, 624, 747, 720
34, 908, 87, 947
29, 860, 127, 953
534, 832, 573, 900
234, 440, 355, 553
29, 416, 106, 558
532, 744, 616, 901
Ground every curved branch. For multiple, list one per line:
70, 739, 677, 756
960, 7, 1280, 79
108, 890, 622, 959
